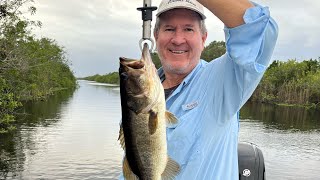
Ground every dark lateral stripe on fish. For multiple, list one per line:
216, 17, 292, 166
121, 110, 144, 178
119, 67, 143, 177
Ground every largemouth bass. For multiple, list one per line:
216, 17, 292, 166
118, 43, 180, 180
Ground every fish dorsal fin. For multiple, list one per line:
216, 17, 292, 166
118, 123, 125, 150
165, 111, 178, 125
161, 156, 180, 180
123, 156, 139, 180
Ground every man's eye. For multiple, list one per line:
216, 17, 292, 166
165, 28, 174, 31
185, 28, 194, 32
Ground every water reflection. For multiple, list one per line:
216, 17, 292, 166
239, 102, 320, 179
1, 81, 319, 179
240, 102, 320, 131
1, 80, 123, 179
0, 89, 75, 179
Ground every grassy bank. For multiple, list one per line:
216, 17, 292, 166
251, 59, 320, 109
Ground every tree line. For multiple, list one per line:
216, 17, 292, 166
0, 0, 77, 134
252, 59, 320, 109
82, 40, 320, 109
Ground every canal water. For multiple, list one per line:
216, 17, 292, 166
1, 80, 319, 180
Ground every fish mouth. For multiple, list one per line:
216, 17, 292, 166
120, 57, 145, 69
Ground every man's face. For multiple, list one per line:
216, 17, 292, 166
155, 8, 207, 75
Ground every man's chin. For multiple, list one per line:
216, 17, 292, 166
163, 65, 190, 75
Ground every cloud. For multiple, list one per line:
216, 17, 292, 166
27, 0, 320, 77
256, 0, 320, 60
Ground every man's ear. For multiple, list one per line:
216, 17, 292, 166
154, 31, 158, 41
202, 32, 208, 47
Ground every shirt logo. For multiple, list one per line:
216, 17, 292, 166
182, 101, 198, 111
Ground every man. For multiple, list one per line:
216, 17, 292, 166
120, 0, 278, 179
155, 0, 277, 179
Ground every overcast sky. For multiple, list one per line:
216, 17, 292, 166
28, 0, 320, 77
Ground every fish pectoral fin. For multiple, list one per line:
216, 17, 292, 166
148, 110, 158, 135
123, 156, 139, 180
118, 123, 125, 150
161, 156, 181, 180
165, 111, 178, 125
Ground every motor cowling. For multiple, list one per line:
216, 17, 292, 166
238, 142, 265, 180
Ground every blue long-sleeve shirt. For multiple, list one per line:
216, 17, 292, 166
119, 2, 278, 179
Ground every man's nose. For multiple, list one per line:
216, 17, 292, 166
171, 30, 186, 45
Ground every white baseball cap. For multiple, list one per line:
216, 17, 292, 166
156, 0, 206, 19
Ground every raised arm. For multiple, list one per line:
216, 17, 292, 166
197, 0, 254, 27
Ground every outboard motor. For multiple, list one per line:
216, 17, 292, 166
238, 142, 265, 180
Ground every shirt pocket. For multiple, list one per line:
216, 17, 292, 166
167, 107, 202, 166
